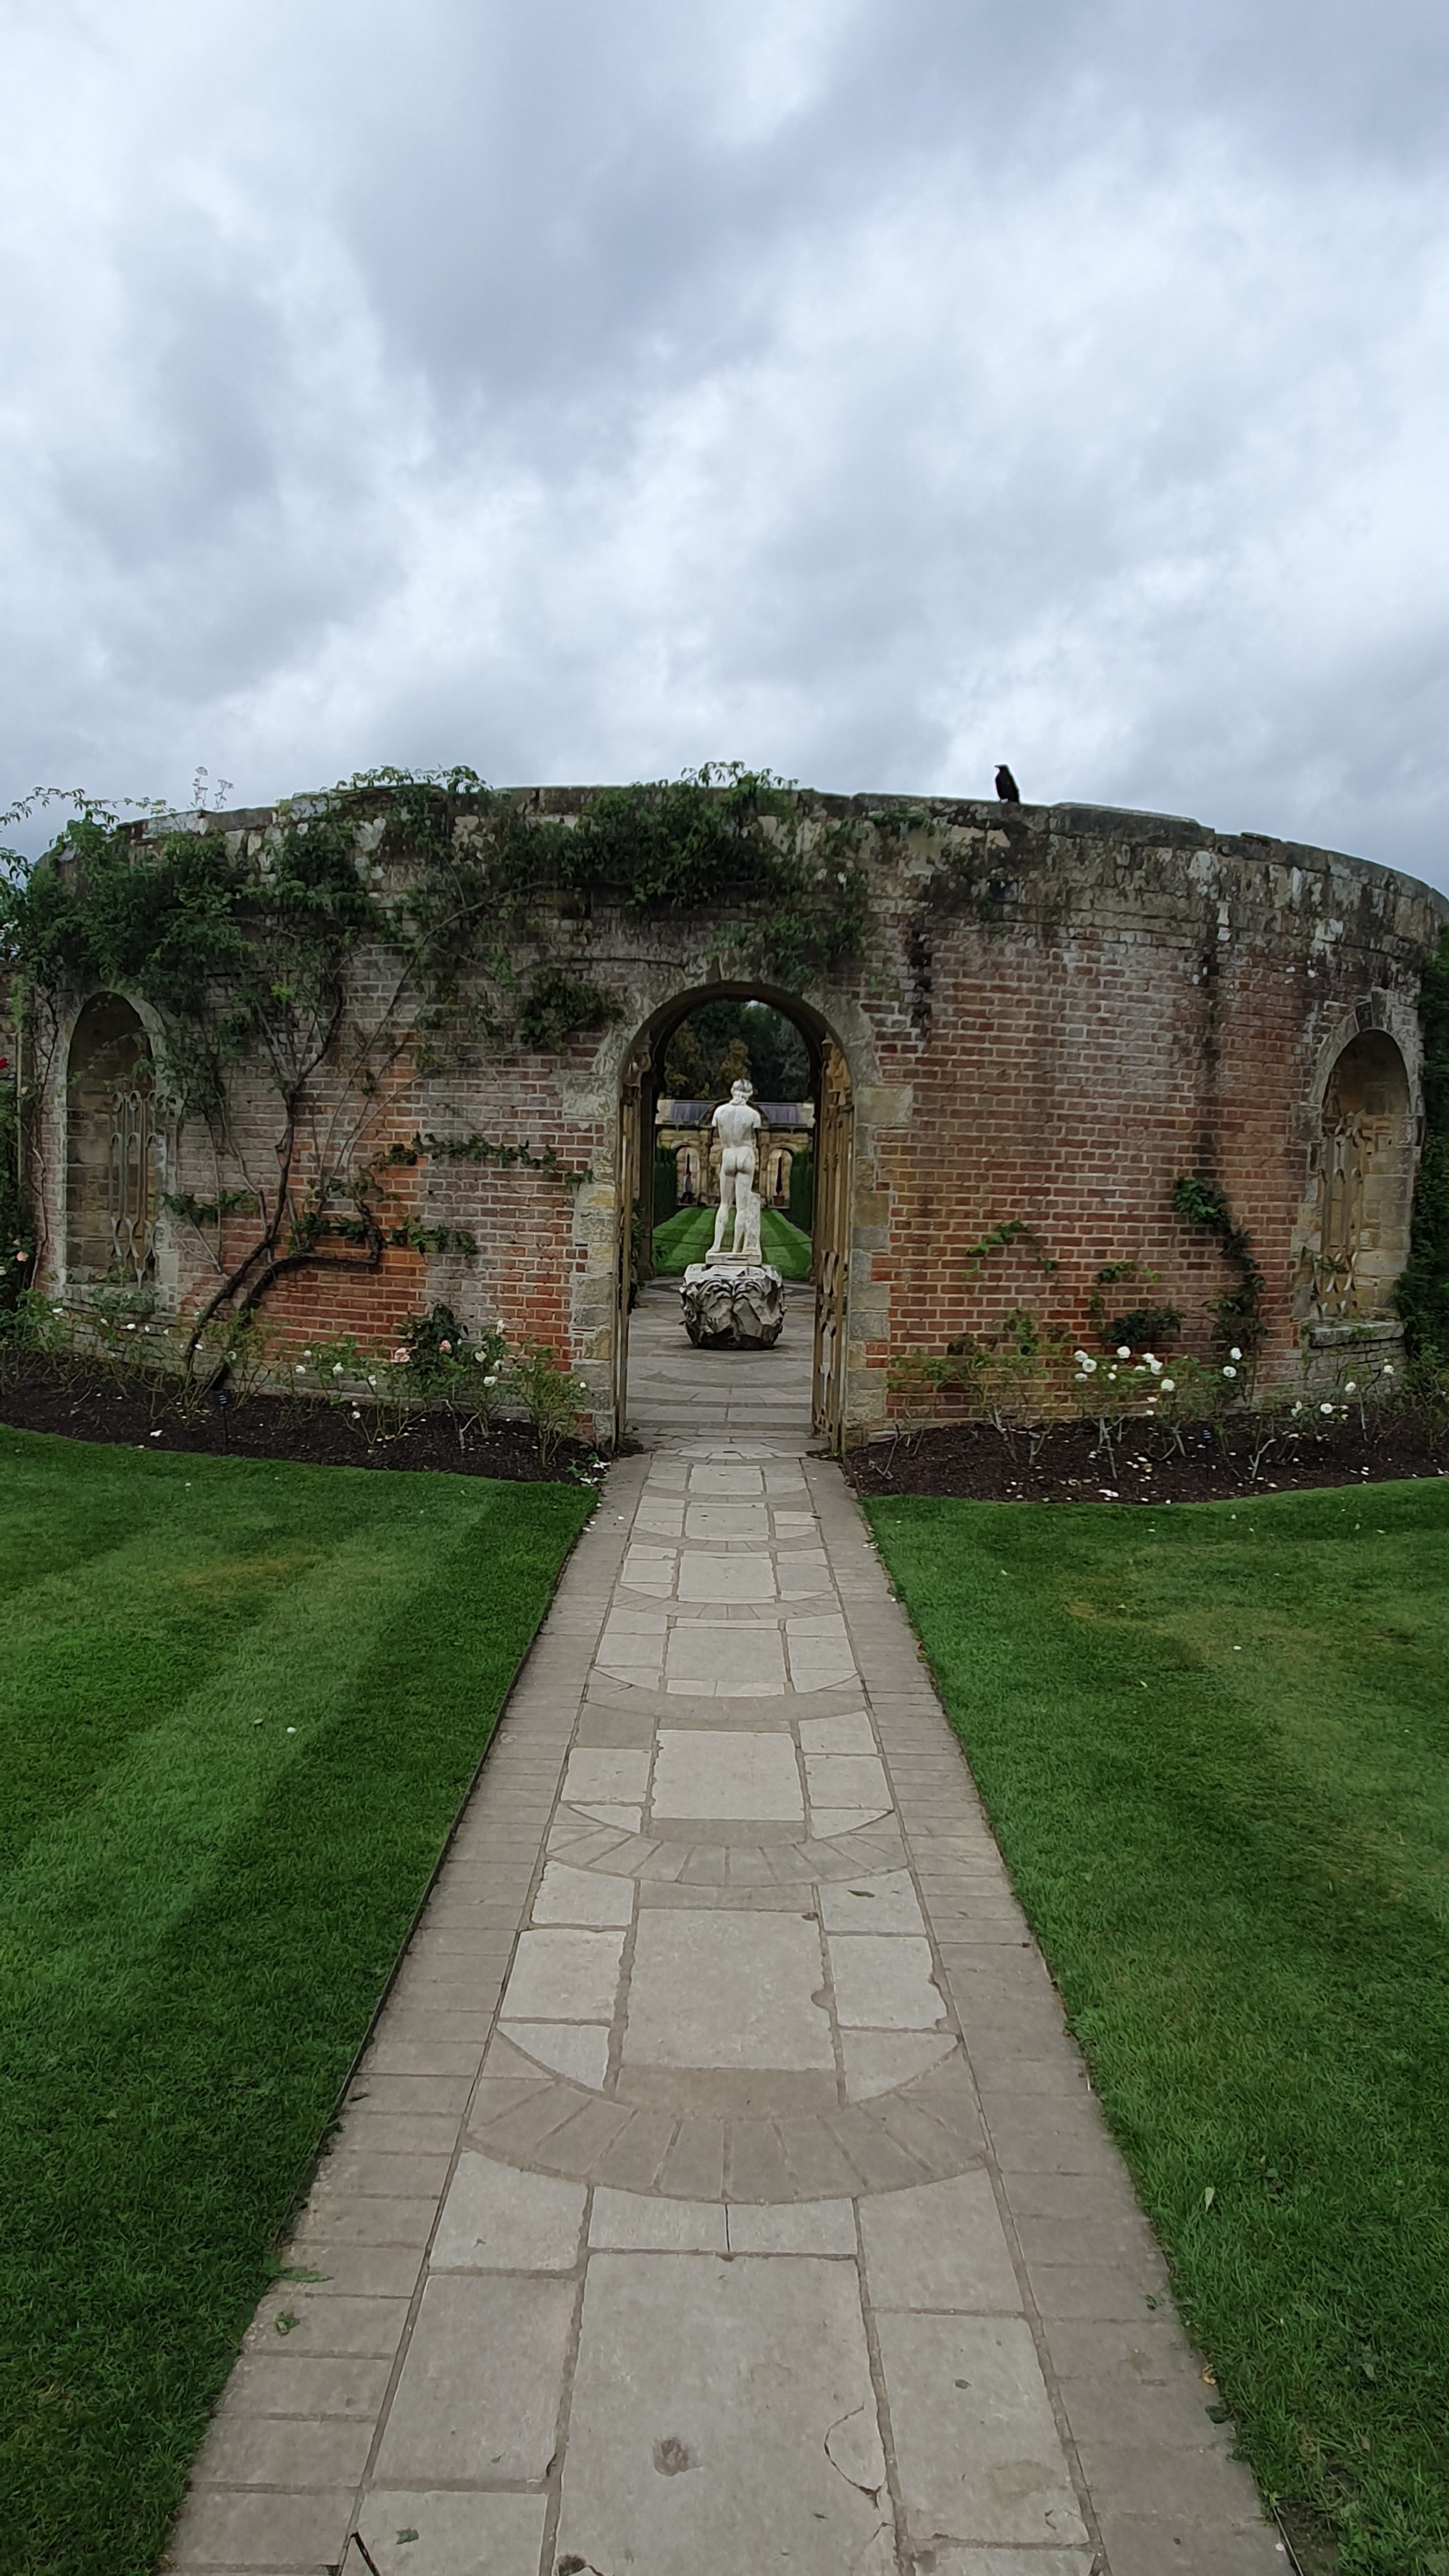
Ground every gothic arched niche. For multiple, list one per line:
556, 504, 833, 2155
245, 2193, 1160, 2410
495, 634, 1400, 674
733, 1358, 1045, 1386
1316, 1030, 1412, 1317
66, 995, 158, 1283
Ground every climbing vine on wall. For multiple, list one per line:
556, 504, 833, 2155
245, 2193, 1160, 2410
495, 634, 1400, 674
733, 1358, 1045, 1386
1170, 1175, 1267, 1355
360, 762, 871, 1002
0, 767, 871, 1340
0, 1056, 32, 1312
386, 1132, 593, 1188
1396, 922, 1449, 1361
938, 1217, 1060, 1372
1086, 1259, 1180, 1353
961, 1216, 1058, 1279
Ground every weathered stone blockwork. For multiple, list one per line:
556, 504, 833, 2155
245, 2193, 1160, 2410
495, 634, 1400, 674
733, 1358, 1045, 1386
26, 789, 1447, 1441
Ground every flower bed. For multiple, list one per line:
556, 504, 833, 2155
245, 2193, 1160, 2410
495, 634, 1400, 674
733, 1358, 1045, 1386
846, 1402, 1447, 1504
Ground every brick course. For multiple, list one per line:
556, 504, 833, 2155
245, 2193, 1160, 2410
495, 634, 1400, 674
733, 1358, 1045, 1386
27, 791, 1448, 1438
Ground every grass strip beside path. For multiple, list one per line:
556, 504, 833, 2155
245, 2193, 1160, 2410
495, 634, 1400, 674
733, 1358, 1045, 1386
867, 1483, 1449, 2576
0, 1427, 590, 2576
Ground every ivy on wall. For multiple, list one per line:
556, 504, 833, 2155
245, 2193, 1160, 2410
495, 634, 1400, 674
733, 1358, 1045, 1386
1170, 1175, 1267, 1355
356, 762, 871, 1003
0, 767, 871, 1341
0, 1055, 32, 1312
1396, 923, 1449, 1360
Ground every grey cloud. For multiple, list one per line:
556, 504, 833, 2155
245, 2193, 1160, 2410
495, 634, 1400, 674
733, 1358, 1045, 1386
2, 0, 1448, 895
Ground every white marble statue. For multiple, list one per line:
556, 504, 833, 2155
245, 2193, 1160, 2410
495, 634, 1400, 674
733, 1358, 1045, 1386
707, 1078, 764, 1265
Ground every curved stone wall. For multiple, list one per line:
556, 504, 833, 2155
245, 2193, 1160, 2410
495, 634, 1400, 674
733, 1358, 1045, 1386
24, 789, 1448, 1438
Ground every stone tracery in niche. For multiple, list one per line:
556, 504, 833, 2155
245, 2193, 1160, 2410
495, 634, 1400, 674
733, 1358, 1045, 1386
1315, 1030, 1413, 1317
65, 994, 159, 1284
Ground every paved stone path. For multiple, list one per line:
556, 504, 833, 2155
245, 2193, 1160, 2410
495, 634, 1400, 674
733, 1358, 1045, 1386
168, 1289, 1285, 2576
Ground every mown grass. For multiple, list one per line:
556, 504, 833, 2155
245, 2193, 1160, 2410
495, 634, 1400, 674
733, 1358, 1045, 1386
0, 1427, 590, 2576
651, 1204, 714, 1271
760, 1207, 812, 1279
651, 1204, 812, 1278
867, 1481, 1449, 2575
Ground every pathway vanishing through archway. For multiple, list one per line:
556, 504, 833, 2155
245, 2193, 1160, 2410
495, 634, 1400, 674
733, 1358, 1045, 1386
624, 1277, 817, 1445
167, 1367, 1285, 2572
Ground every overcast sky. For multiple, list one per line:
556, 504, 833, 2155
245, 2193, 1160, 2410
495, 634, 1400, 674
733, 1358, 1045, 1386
5, 0, 1449, 892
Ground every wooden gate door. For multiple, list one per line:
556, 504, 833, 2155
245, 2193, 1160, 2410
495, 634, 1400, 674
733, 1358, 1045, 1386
811, 1038, 854, 1451
611, 1038, 649, 1448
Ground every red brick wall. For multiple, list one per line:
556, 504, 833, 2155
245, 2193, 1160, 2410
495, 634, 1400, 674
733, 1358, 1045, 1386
177, 1015, 596, 1361
852, 813, 1441, 1409
29, 791, 1447, 1425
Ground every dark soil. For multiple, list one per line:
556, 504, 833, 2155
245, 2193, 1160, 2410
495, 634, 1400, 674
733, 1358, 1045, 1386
0, 1356, 602, 1483
844, 1409, 1449, 1506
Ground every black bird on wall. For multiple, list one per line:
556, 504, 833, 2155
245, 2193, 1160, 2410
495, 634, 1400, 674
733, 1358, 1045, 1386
994, 764, 1021, 803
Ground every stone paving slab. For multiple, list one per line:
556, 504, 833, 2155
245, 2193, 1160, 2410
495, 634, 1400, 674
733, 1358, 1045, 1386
164, 1291, 1285, 2576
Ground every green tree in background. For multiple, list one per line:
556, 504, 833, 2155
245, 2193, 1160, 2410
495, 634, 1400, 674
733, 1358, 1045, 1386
788, 1146, 814, 1232
661, 999, 810, 1101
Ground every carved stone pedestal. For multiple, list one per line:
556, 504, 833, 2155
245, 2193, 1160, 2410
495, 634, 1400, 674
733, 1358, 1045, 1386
680, 1262, 785, 1349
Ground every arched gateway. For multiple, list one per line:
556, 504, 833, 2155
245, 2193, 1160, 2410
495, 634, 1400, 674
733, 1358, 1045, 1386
610, 983, 855, 1449
18, 785, 1446, 1446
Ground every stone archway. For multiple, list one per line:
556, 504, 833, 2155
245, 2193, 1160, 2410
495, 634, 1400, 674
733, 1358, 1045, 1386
609, 983, 855, 1451
1315, 1029, 1413, 1318
64, 993, 159, 1285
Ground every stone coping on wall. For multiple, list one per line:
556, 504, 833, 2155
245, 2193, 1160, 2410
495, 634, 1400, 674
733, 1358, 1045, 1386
133, 787, 1449, 918
1308, 1319, 1403, 1347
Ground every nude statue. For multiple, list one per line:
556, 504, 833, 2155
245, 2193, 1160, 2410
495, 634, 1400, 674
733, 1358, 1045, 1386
707, 1078, 764, 1264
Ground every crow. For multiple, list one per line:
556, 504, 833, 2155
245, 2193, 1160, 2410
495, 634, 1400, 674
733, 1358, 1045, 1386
994, 764, 1021, 804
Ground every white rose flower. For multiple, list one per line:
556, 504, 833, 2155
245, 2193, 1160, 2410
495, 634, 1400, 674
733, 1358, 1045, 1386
1345, 1380, 1357, 1393
1222, 1364, 1237, 1379
1230, 1346, 1243, 1361
1116, 1345, 1132, 1360
1161, 1378, 1175, 1392
1384, 1364, 1395, 1377
1320, 1401, 1334, 1414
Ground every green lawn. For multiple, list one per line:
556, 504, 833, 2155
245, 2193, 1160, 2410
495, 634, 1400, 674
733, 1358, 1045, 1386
867, 1482, 1449, 2576
651, 1204, 812, 1278
760, 1207, 813, 1279
651, 1204, 714, 1271
0, 1428, 590, 2576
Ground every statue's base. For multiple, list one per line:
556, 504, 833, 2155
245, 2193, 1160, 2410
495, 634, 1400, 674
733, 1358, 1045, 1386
680, 1262, 785, 1349
703, 1245, 763, 1269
